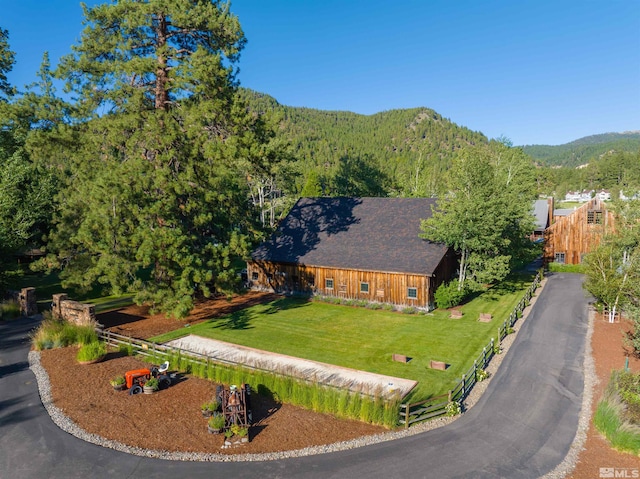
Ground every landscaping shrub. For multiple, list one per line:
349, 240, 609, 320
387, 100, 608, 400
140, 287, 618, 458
434, 280, 467, 309
615, 369, 640, 424
0, 300, 20, 320
594, 370, 640, 454
118, 343, 134, 356
76, 341, 107, 362
445, 400, 461, 417
547, 262, 585, 273
31, 316, 100, 351
75, 325, 99, 345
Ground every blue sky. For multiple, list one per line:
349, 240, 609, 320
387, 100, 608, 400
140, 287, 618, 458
2, 0, 639, 146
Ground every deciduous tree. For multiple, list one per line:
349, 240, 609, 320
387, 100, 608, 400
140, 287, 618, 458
583, 199, 640, 323
420, 144, 536, 292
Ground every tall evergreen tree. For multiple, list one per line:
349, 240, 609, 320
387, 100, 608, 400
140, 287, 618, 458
45, 0, 268, 317
0, 27, 15, 101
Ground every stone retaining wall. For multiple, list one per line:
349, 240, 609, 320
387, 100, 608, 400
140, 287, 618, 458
51, 293, 97, 327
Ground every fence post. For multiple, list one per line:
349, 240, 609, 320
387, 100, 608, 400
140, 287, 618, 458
448, 390, 452, 402
461, 373, 466, 395
404, 404, 409, 429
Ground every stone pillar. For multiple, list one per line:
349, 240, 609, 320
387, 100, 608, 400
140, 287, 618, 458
51, 293, 68, 319
19, 287, 37, 317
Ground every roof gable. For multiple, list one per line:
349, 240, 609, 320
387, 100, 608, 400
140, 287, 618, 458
252, 197, 449, 275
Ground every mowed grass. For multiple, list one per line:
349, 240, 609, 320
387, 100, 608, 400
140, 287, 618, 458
153, 273, 534, 402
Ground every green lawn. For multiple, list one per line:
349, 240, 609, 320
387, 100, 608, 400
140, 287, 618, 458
153, 273, 534, 402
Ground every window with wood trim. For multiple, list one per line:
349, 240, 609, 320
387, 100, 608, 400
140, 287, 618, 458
555, 252, 566, 264
251, 271, 259, 281
587, 210, 603, 225
360, 282, 369, 293
407, 287, 418, 299
325, 278, 334, 290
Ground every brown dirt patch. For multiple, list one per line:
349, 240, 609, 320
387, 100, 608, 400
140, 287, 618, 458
568, 314, 640, 478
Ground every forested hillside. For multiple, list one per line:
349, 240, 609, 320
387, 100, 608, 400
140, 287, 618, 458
522, 132, 640, 167
239, 89, 489, 198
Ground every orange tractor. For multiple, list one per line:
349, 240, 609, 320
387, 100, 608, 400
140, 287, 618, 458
124, 361, 171, 395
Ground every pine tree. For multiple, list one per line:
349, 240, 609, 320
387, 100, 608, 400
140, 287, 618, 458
0, 27, 15, 100
46, 0, 269, 317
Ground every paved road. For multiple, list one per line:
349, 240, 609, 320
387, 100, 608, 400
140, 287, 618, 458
0, 273, 588, 479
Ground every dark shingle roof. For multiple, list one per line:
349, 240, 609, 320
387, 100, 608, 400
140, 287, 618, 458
251, 197, 448, 276
532, 199, 550, 232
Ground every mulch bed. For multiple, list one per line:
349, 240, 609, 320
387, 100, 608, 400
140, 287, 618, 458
39, 347, 385, 455
39, 292, 386, 455
568, 314, 640, 478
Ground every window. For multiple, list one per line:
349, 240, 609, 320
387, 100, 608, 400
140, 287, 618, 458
251, 271, 259, 281
325, 278, 334, 290
407, 287, 418, 299
360, 282, 369, 293
555, 252, 566, 264
292, 275, 299, 283
587, 210, 603, 225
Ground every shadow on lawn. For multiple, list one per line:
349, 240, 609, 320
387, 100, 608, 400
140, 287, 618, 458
211, 297, 311, 331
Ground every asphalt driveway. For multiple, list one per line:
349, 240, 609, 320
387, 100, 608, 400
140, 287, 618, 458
0, 273, 588, 478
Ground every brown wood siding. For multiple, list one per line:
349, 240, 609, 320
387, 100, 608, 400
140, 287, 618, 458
246, 261, 450, 310
543, 198, 615, 265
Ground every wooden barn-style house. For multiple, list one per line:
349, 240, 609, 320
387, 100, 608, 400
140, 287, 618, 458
247, 197, 457, 310
544, 197, 615, 265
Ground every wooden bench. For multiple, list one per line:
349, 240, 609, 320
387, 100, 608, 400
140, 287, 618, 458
450, 309, 463, 319
429, 360, 448, 371
479, 313, 492, 322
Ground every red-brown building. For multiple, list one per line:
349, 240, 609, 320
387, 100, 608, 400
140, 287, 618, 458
544, 197, 615, 265
247, 197, 457, 310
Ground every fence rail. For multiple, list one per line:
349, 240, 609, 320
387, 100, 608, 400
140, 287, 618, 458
399, 269, 543, 427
